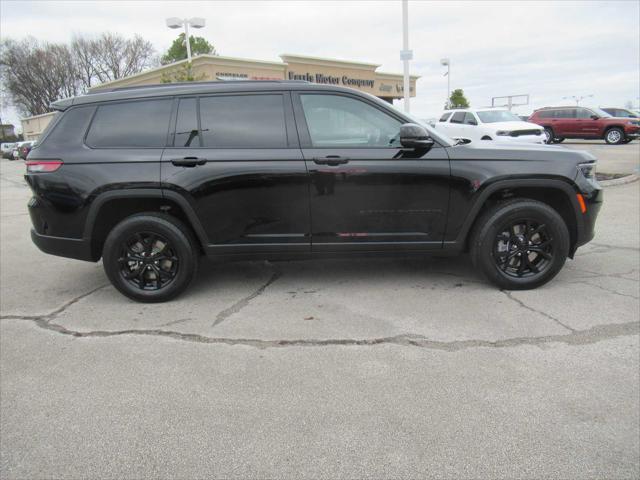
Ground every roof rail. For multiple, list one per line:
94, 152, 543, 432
100, 79, 309, 93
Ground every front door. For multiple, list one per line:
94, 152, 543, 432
292, 92, 450, 253
161, 92, 310, 256
575, 107, 600, 137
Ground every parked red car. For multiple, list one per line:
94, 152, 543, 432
529, 106, 640, 144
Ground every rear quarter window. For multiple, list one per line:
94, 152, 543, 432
35, 107, 94, 148
86, 99, 173, 148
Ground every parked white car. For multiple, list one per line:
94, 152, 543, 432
434, 108, 546, 144
1, 142, 17, 159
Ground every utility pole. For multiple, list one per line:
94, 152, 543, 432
400, 0, 412, 113
441, 58, 450, 108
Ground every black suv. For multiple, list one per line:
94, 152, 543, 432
26, 81, 602, 302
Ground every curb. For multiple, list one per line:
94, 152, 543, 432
598, 174, 639, 187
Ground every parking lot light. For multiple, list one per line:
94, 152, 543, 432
166, 17, 206, 63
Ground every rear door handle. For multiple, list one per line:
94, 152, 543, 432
312, 156, 350, 166
171, 157, 207, 167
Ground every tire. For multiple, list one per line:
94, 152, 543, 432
555, 137, 565, 143
604, 127, 624, 145
543, 127, 554, 144
622, 138, 632, 144
102, 213, 198, 302
470, 199, 569, 290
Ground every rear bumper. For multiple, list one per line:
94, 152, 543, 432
31, 229, 95, 262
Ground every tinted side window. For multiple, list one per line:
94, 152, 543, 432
554, 109, 575, 118
174, 98, 200, 147
300, 94, 401, 147
450, 111, 465, 124
439, 112, 452, 122
37, 107, 94, 148
86, 99, 172, 148
576, 108, 592, 119
464, 112, 477, 125
200, 94, 287, 148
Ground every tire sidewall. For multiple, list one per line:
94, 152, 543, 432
605, 127, 624, 145
472, 202, 569, 290
543, 127, 554, 144
103, 215, 197, 302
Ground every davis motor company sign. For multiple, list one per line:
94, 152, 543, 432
287, 71, 375, 89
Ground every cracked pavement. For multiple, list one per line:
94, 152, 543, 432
1, 149, 639, 478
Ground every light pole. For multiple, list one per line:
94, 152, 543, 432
166, 17, 206, 63
562, 94, 593, 105
400, 0, 413, 113
441, 58, 450, 108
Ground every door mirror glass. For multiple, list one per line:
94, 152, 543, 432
591, 114, 599, 120
400, 123, 434, 149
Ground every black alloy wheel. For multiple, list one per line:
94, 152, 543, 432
103, 213, 198, 302
470, 199, 569, 290
493, 219, 553, 278
118, 232, 179, 290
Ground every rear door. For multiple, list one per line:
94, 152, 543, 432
552, 108, 576, 136
292, 91, 450, 253
160, 92, 310, 256
575, 107, 599, 137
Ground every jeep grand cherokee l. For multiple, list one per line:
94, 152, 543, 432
529, 106, 639, 144
26, 81, 602, 302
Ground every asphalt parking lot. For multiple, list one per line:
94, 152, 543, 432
1, 141, 639, 479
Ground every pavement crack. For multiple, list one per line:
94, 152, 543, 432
212, 265, 282, 327
0, 284, 110, 322
4, 316, 638, 351
501, 290, 576, 332
588, 242, 640, 252
568, 280, 640, 300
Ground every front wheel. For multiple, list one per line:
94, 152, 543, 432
470, 199, 570, 290
102, 213, 198, 302
543, 127, 555, 144
604, 127, 624, 145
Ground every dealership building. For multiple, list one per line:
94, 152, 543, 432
21, 53, 418, 140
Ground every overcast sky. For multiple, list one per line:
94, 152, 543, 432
1, 0, 639, 129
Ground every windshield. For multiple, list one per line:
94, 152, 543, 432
476, 110, 523, 123
591, 107, 612, 118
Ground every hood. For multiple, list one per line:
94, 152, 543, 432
449, 140, 597, 165
482, 121, 543, 131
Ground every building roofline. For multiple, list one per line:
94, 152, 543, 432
280, 53, 380, 70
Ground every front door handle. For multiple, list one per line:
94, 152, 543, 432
171, 157, 207, 167
312, 156, 350, 166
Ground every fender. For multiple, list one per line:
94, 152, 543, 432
449, 177, 583, 248
82, 188, 210, 248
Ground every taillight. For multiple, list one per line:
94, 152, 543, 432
26, 160, 63, 173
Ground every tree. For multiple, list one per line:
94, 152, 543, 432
161, 33, 216, 64
160, 63, 206, 83
1, 33, 156, 117
71, 33, 156, 88
447, 89, 470, 109
0, 38, 81, 116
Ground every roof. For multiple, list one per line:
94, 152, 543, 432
51, 81, 377, 110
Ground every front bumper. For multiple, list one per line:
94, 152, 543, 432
31, 229, 94, 262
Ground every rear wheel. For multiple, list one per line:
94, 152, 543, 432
555, 137, 565, 143
103, 213, 198, 302
470, 199, 569, 290
604, 127, 624, 145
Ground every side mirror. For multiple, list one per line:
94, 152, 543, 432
400, 123, 434, 149
591, 114, 599, 120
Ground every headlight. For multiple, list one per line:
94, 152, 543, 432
578, 162, 596, 180
496, 130, 511, 136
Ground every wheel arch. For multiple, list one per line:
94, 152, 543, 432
84, 189, 208, 259
455, 179, 583, 257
